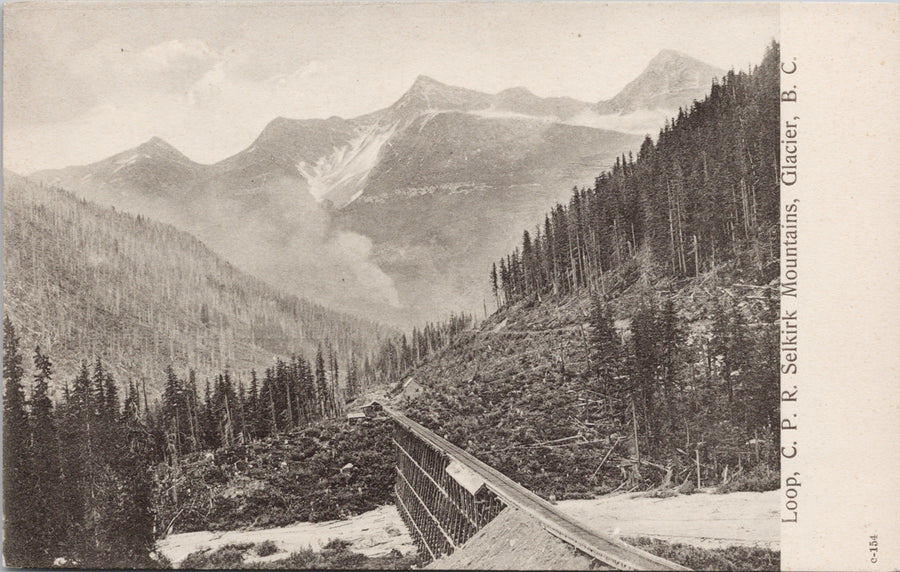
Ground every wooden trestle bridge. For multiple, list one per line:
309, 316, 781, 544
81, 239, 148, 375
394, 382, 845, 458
385, 407, 689, 571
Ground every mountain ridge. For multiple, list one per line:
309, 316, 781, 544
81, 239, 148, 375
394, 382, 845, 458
29, 49, 726, 327
32, 49, 721, 185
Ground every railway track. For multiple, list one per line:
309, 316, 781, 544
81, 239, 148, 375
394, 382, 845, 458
384, 406, 689, 571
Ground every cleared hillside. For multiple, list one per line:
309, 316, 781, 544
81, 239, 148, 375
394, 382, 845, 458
399, 265, 778, 499
1, 173, 391, 396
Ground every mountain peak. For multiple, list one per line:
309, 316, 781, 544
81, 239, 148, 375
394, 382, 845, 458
120, 136, 199, 168
646, 49, 715, 72
412, 74, 444, 87
597, 50, 724, 114
649, 48, 689, 62
404, 75, 455, 100
390, 74, 491, 115
136, 136, 180, 155
497, 86, 536, 98
142, 135, 171, 148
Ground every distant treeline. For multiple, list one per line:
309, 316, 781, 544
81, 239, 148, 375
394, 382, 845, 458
158, 311, 475, 458
367, 312, 475, 386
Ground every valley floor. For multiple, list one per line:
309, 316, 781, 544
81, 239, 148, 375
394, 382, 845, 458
156, 490, 777, 567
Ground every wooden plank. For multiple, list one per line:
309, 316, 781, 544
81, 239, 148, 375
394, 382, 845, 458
386, 407, 690, 571
393, 436, 481, 530
396, 466, 457, 550
395, 487, 437, 561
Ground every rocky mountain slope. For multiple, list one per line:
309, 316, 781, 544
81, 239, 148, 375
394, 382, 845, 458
32, 50, 724, 327
396, 42, 780, 500
596, 49, 724, 114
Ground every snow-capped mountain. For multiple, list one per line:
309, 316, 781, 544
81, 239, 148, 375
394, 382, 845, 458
32, 50, 724, 327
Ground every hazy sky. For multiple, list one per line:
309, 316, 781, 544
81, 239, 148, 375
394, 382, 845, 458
4, 2, 778, 173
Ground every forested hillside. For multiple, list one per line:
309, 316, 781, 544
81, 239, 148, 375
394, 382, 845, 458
403, 42, 781, 497
2, 173, 390, 397
492, 44, 778, 303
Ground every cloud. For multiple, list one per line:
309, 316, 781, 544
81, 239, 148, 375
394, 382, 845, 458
329, 231, 401, 308
4, 43, 335, 173
563, 108, 675, 135
174, 177, 402, 320
69, 38, 218, 97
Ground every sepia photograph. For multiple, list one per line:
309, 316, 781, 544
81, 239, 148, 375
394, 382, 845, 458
2, 2, 895, 570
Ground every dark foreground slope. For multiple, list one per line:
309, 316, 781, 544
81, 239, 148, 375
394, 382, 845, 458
153, 417, 396, 535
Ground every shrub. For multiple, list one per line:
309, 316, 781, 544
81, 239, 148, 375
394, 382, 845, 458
180, 543, 253, 569
624, 536, 779, 571
322, 538, 353, 551
716, 465, 779, 494
254, 540, 279, 557
678, 479, 697, 495
644, 489, 679, 499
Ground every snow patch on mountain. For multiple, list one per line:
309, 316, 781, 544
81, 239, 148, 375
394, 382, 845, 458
296, 122, 398, 206
468, 109, 557, 123
113, 154, 146, 173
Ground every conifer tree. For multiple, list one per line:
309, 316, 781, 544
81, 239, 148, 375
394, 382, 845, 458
588, 296, 626, 412
104, 372, 119, 422
30, 346, 64, 565
346, 354, 360, 400
3, 317, 35, 566
630, 299, 660, 453
247, 370, 261, 439
315, 347, 327, 418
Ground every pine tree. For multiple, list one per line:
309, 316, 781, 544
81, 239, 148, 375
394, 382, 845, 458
161, 364, 183, 457
3, 317, 36, 566
490, 262, 500, 308
315, 347, 327, 418
346, 354, 360, 401
656, 298, 683, 442
201, 379, 218, 449
588, 296, 627, 413
58, 363, 90, 560
104, 372, 119, 422
630, 299, 660, 454
30, 346, 64, 565
92, 357, 106, 419
247, 370, 261, 439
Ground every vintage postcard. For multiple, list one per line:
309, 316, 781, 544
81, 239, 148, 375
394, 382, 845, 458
2, 2, 896, 570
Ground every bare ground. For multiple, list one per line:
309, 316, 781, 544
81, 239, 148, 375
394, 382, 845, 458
155, 504, 416, 567
156, 491, 777, 568
557, 490, 779, 550
428, 507, 605, 570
